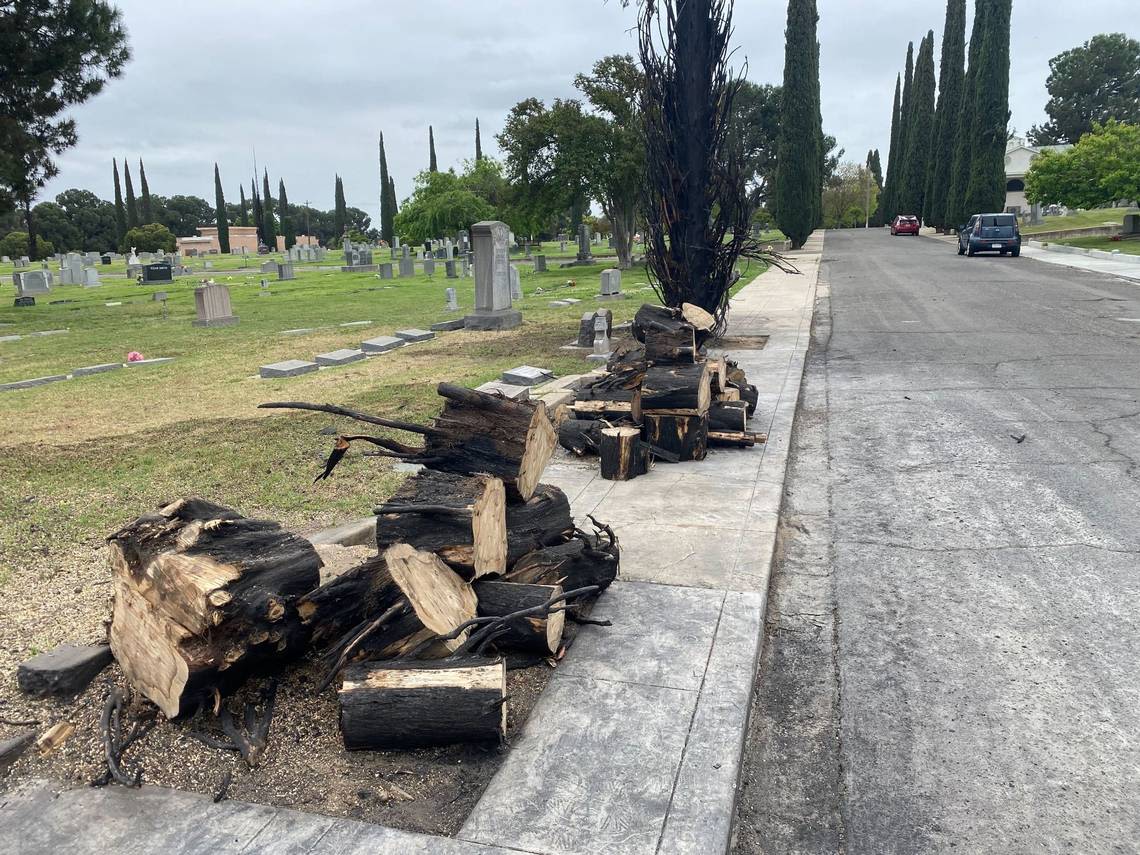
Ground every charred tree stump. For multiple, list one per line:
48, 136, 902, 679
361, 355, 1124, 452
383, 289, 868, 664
640, 363, 711, 412
644, 327, 696, 363
599, 427, 650, 480
339, 657, 506, 750
108, 498, 321, 719
643, 412, 709, 462
558, 418, 608, 456
505, 483, 574, 565
374, 470, 506, 577
473, 580, 565, 654
709, 400, 748, 433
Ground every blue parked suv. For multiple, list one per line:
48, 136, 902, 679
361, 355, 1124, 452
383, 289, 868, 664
958, 213, 1021, 257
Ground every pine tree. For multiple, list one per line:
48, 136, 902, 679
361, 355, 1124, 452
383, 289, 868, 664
260, 169, 276, 250
112, 158, 126, 242
899, 32, 936, 218
123, 159, 138, 229
279, 179, 295, 249
429, 126, 438, 172
239, 184, 249, 227
775, 0, 821, 248
475, 118, 483, 161
379, 133, 393, 243
963, 0, 1012, 216
333, 174, 347, 239
138, 158, 153, 224
925, 0, 967, 230
947, 0, 989, 229
214, 163, 229, 253
251, 179, 264, 247
881, 74, 903, 223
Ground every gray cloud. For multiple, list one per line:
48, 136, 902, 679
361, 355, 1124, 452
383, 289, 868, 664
42, 0, 1135, 222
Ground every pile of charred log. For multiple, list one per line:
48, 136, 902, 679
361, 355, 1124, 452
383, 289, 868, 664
559, 303, 765, 479
107, 383, 619, 756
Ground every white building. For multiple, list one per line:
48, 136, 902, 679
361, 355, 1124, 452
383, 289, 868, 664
1004, 135, 1071, 213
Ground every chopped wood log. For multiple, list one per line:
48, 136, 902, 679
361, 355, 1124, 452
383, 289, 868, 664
339, 658, 506, 750
606, 341, 647, 372
569, 399, 640, 422
506, 529, 620, 593
108, 498, 321, 719
36, 722, 76, 756
705, 354, 728, 394
717, 386, 741, 402
632, 304, 692, 344
709, 400, 749, 433
297, 554, 401, 648
374, 470, 506, 577
681, 302, 716, 332
473, 580, 564, 654
641, 363, 712, 413
505, 483, 574, 565
708, 430, 765, 448
643, 412, 709, 462
558, 418, 607, 456
728, 381, 759, 416
644, 325, 697, 363
575, 366, 644, 402
599, 427, 650, 480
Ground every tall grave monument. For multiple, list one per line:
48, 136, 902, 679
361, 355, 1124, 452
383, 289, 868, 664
464, 220, 521, 330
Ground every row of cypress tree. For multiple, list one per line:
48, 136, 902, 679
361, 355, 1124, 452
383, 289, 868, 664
881, 0, 1011, 230
110, 157, 154, 241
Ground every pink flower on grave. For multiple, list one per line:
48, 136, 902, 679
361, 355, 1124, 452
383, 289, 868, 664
127, 351, 144, 362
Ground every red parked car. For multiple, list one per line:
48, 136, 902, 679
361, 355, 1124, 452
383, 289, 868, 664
890, 215, 920, 235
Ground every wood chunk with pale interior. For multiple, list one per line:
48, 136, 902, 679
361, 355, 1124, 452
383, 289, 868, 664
108, 497, 321, 719
709, 400, 749, 433
643, 411, 709, 462
599, 426, 650, 480
339, 657, 506, 750
708, 429, 765, 447
473, 580, 565, 654
297, 553, 401, 649
506, 530, 620, 593
505, 483, 574, 566
558, 418, 608, 456
641, 362, 712, 413
374, 470, 505, 578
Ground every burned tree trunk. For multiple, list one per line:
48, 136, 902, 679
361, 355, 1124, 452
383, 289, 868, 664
645, 327, 697, 363
108, 498, 321, 719
728, 381, 759, 416
473, 580, 564, 654
707, 430, 764, 447
505, 483, 574, 565
599, 427, 650, 480
374, 470, 506, 577
507, 530, 620, 593
558, 419, 607, 456
641, 363, 712, 412
297, 554, 401, 649
643, 412, 709, 462
339, 657, 506, 750
708, 400, 748, 432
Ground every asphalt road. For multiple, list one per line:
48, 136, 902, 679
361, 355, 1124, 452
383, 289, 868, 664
735, 229, 1140, 854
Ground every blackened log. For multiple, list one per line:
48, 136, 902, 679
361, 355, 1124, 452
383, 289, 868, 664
506, 532, 619, 593
558, 418, 607, 456
599, 427, 650, 480
708, 400, 748, 433
297, 554, 402, 648
632, 304, 690, 343
505, 483, 574, 565
644, 326, 697, 363
643, 412, 709, 462
473, 580, 564, 654
707, 430, 764, 447
727, 381, 759, 416
641, 363, 712, 412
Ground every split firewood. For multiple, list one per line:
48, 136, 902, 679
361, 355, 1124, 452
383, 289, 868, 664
108, 498, 321, 719
641, 363, 712, 413
599, 426, 650, 480
506, 523, 620, 594
631, 304, 691, 343
569, 399, 641, 422
35, 722, 76, 756
705, 354, 729, 394
680, 302, 716, 332
717, 386, 741, 403
643, 411, 709, 462
374, 470, 506, 577
606, 341, 647, 372
297, 554, 402, 649
339, 657, 507, 750
728, 381, 759, 416
575, 366, 645, 403
473, 580, 565, 654
709, 400, 749, 433
707, 430, 765, 448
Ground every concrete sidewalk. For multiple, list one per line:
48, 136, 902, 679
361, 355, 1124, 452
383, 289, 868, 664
0, 235, 824, 855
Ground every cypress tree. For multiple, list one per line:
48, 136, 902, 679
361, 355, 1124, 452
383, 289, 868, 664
379, 133, 393, 243
139, 158, 153, 224
261, 169, 276, 250
214, 163, 230, 253
239, 184, 249, 227
963, 0, 1012, 216
947, 0, 989, 229
891, 42, 915, 220
112, 158, 126, 242
899, 33, 936, 218
881, 74, 902, 223
388, 176, 397, 218
868, 148, 885, 226
279, 179, 295, 249
926, 0, 967, 230
774, 0, 821, 248
811, 36, 825, 228
475, 118, 483, 161
429, 126, 438, 172
123, 160, 138, 229
251, 179, 264, 247
333, 174, 347, 238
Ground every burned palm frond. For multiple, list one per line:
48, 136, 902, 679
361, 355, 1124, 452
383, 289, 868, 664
635, 0, 796, 335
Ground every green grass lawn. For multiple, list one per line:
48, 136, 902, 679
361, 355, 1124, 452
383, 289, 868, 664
1021, 207, 1139, 235
1048, 236, 1140, 255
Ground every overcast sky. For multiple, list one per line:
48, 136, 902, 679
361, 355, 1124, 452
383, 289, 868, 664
42, 0, 1135, 224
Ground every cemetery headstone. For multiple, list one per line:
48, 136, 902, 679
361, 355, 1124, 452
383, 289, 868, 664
424, 258, 436, 276
101, 254, 112, 265
1124, 214, 1140, 235
379, 262, 394, 279
577, 223, 592, 262
0, 255, 8, 263
277, 262, 295, 281
593, 315, 611, 356
261, 260, 277, 274
510, 264, 522, 301
14, 270, 52, 300
608, 237, 616, 248
445, 287, 459, 311
465, 220, 521, 330
445, 259, 457, 278
534, 255, 547, 272
127, 247, 140, 265
82, 268, 101, 288
560, 241, 567, 253
16, 256, 29, 268
399, 256, 415, 277
461, 257, 471, 278
192, 282, 238, 327
142, 262, 173, 283
599, 268, 622, 298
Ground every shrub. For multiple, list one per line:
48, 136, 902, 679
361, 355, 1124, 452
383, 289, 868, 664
122, 222, 176, 253
0, 231, 56, 260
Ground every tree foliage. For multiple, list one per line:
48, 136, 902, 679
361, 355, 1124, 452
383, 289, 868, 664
378, 133, 394, 243
138, 158, 153, 223
1029, 34, 1140, 145
926, 0, 967, 229
392, 166, 495, 244
776, 0, 822, 247
213, 163, 229, 253
123, 160, 138, 229
731, 81, 782, 206
962, 0, 1012, 217
429, 126, 438, 172
0, 230, 54, 260
112, 157, 126, 242
152, 194, 212, 238
261, 168, 276, 250
1025, 120, 1140, 208
898, 32, 936, 217
333, 174, 346, 240
278, 178, 294, 249
475, 118, 483, 161
122, 222, 175, 253
880, 74, 902, 222
823, 162, 879, 229
55, 187, 116, 249
946, 0, 989, 228
239, 184, 249, 227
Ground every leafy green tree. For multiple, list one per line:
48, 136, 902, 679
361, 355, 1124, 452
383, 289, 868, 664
278, 178, 294, 249
880, 74, 902, 222
475, 118, 483, 161
823, 162, 879, 229
379, 133, 394, 243
56, 188, 117, 249
429, 126, 438, 172
731, 82, 783, 206
926, 0, 967, 230
31, 201, 81, 250
899, 32, 936, 217
239, 184, 249, 227
333, 175, 346, 239
1026, 120, 1140, 208
112, 158, 126, 242
867, 148, 885, 226
1029, 34, 1140, 145
344, 206, 371, 234
213, 163, 229, 253
122, 222, 175, 253
963, 0, 1012, 216
154, 194, 212, 237
0, 231, 54, 260
0, 0, 129, 259
123, 160, 138, 228
775, 0, 822, 247
947, 0, 989, 228
261, 169, 276, 249
138, 158, 153, 223
393, 169, 494, 244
